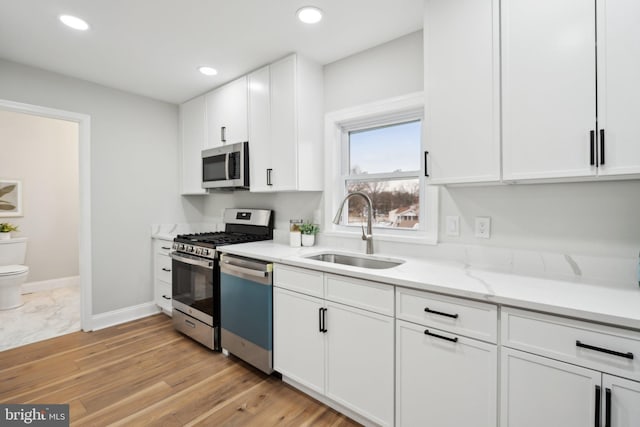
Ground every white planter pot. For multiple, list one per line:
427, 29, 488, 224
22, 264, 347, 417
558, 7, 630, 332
301, 234, 315, 247
0, 232, 10, 240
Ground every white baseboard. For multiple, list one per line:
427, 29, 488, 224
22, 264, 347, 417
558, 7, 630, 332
22, 275, 80, 294
90, 301, 160, 331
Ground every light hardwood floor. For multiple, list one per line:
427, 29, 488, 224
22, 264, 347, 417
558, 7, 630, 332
0, 314, 361, 426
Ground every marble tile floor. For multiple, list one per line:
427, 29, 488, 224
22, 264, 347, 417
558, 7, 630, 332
0, 285, 80, 352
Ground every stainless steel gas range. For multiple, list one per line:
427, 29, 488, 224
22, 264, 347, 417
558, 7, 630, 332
169, 208, 273, 350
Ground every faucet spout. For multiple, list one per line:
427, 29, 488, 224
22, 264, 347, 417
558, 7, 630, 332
333, 192, 374, 255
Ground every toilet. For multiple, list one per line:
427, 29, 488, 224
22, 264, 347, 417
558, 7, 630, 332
0, 237, 29, 310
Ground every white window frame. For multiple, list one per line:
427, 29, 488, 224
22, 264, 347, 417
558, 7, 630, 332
324, 92, 438, 245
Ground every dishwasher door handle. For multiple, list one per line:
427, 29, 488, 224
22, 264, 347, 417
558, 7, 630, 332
221, 262, 272, 285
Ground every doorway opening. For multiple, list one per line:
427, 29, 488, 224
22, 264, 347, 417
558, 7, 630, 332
0, 99, 92, 350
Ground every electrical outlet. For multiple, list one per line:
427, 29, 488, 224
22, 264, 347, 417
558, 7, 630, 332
445, 216, 460, 236
475, 217, 491, 239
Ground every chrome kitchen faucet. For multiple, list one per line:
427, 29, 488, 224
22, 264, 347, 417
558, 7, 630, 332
333, 192, 374, 255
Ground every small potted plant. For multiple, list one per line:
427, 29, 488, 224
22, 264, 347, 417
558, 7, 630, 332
0, 223, 18, 240
299, 223, 319, 247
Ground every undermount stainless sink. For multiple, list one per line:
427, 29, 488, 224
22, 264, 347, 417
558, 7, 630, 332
303, 252, 404, 269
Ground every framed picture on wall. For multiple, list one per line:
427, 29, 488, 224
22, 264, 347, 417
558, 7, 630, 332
0, 180, 23, 217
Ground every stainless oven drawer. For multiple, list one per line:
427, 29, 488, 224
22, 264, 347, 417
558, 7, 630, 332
173, 309, 214, 350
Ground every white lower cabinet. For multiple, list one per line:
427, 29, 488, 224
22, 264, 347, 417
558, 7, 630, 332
152, 239, 173, 315
396, 320, 497, 427
501, 307, 640, 427
502, 347, 640, 427
273, 287, 325, 394
325, 301, 394, 426
604, 374, 640, 427
273, 265, 394, 426
501, 347, 601, 427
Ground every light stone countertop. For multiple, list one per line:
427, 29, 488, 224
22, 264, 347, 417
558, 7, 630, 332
218, 241, 640, 332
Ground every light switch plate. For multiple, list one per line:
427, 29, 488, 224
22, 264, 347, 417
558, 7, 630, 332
445, 216, 460, 236
475, 217, 491, 239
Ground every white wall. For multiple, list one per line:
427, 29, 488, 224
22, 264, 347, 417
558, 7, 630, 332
324, 31, 424, 112
0, 110, 79, 282
0, 59, 205, 314
321, 29, 640, 259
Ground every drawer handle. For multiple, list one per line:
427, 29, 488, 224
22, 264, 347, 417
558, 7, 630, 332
424, 307, 459, 319
185, 319, 196, 328
576, 340, 634, 360
162, 268, 171, 272
424, 329, 458, 343
162, 295, 171, 300
161, 246, 171, 250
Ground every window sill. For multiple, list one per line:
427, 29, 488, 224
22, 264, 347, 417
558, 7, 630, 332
321, 230, 437, 246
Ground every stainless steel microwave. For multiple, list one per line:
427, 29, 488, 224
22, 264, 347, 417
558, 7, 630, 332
202, 141, 249, 190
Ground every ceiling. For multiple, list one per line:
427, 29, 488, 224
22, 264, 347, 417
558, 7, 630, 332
0, 0, 424, 104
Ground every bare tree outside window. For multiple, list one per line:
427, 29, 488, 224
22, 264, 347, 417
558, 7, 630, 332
345, 120, 421, 230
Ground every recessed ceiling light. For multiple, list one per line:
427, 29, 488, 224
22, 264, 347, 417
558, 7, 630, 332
59, 15, 90, 31
296, 6, 323, 24
198, 66, 218, 76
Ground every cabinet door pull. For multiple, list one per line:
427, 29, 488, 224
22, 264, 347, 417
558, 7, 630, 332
322, 308, 328, 333
424, 151, 430, 177
266, 168, 273, 186
318, 307, 323, 332
576, 340, 634, 360
599, 129, 605, 165
162, 268, 171, 272
590, 130, 596, 166
424, 329, 458, 343
595, 385, 601, 427
162, 295, 171, 300
424, 307, 459, 319
221, 126, 226, 143
605, 387, 611, 427
161, 246, 171, 250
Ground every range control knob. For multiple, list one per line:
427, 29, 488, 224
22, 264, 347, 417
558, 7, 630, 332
179, 244, 185, 251
195, 248, 202, 255
188, 246, 194, 253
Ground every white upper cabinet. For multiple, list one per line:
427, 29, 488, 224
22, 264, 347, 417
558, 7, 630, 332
503, 0, 640, 181
424, 0, 501, 184
248, 54, 323, 192
247, 66, 271, 191
205, 76, 248, 148
179, 95, 207, 195
596, 0, 640, 177
502, 0, 596, 181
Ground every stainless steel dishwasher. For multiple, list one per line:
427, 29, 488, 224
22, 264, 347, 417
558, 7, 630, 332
220, 253, 273, 374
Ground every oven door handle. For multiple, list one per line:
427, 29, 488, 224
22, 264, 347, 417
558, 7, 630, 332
170, 252, 213, 268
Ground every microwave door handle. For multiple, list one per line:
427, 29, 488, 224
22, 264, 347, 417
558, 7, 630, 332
225, 153, 230, 180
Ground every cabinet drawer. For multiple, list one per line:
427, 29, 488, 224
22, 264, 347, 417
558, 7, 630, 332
502, 308, 640, 381
154, 240, 173, 256
325, 274, 393, 316
396, 287, 498, 343
274, 264, 324, 298
155, 281, 172, 313
156, 253, 172, 283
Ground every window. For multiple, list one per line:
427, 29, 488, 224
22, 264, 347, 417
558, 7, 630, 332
325, 92, 438, 244
345, 120, 422, 229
